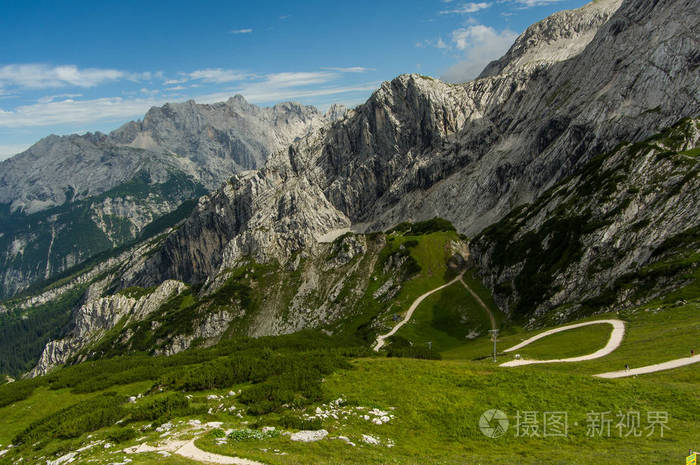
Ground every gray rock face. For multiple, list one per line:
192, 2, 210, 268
0, 96, 330, 298
17, 0, 700, 375
470, 118, 700, 326
29, 279, 187, 376
128, 0, 699, 288
479, 0, 622, 78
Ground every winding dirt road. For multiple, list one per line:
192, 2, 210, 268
499, 319, 625, 367
594, 354, 700, 378
374, 273, 464, 351
499, 319, 699, 378
458, 276, 496, 330
126, 437, 266, 465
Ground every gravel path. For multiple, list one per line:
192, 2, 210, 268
458, 277, 496, 330
174, 439, 265, 465
499, 319, 625, 367
594, 354, 700, 378
126, 437, 266, 464
374, 272, 464, 351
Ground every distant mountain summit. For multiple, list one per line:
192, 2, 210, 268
0, 96, 335, 298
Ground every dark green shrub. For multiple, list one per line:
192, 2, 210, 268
127, 393, 190, 422
13, 392, 126, 445
107, 427, 138, 443
277, 414, 323, 430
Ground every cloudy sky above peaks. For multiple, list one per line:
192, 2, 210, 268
0, 0, 588, 160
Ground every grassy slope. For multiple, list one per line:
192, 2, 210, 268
0, 279, 698, 465
332, 230, 463, 341
390, 270, 505, 353
0, 217, 698, 464
508, 323, 613, 360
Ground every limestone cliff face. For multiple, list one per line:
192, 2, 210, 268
127, 0, 699, 287
29, 279, 187, 376
0, 96, 329, 298
1, 96, 327, 214
479, 0, 623, 78
470, 118, 700, 326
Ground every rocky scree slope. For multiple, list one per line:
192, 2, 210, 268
29, 229, 466, 375
0, 97, 340, 298
126, 0, 698, 291
470, 118, 700, 326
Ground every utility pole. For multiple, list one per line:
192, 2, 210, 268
489, 329, 499, 362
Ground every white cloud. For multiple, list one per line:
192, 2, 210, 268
0, 96, 161, 127
514, 0, 562, 7
230, 28, 253, 34
0, 70, 379, 129
0, 143, 32, 160
262, 72, 337, 88
0, 64, 127, 89
209, 82, 380, 105
320, 67, 374, 73
164, 78, 188, 85
187, 68, 250, 83
416, 38, 451, 50
441, 24, 517, 82
37, 93, 83, 104
440, 2, 491, 14
0, 64, 158, 90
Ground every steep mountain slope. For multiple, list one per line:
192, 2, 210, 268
4, 0, 699, 378
478, 0, 622, 78
0, 97, 338, 298
470, 117, 700, 325
24, 222, 466, 376
126, 0, 699, 289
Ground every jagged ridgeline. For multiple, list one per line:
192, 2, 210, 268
0, 98, 344, 299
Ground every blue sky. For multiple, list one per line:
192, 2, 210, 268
0, 0, 589, 160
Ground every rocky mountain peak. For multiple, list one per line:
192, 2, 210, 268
125, 0, 699, 292
479, 0, 623, 78
325, 104, 349, 122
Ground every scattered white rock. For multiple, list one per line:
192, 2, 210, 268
362, 434, 380, 445
124, 444, 161, 455
289, 430, 328, 442
108, 459, 132, 465
335, 436, 356, 447
46, 452, 77, 465
261, 427, 276, 433
155, 423, 173, 433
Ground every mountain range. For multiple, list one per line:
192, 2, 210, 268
0, 97, 346, 299
0, 0, 698, 379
